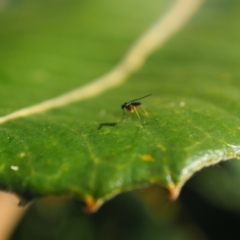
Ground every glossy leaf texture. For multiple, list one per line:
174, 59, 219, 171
1, 0, 240, 212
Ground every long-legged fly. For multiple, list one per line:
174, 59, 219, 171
121, 94, 151, 127
98, 94, 151, 129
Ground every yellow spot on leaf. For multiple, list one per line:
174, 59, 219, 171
157, 144, 166, 151
18, 152, 26, 158
142, 154, 153, 162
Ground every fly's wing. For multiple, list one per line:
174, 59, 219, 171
128, 94, 152, 103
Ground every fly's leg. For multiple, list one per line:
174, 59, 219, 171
133, 107, 145, 128
140, 105, 149, 116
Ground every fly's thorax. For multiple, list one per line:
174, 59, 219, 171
122, 102, 142, 112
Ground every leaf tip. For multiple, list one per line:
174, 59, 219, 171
166, 184, 182, 201
84, 196, 104, 213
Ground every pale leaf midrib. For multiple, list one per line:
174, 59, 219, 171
0, 0, 204, 125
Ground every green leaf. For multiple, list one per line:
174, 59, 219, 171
1, 0, 240, 212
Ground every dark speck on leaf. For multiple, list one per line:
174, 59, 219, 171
98, 122, 118, 130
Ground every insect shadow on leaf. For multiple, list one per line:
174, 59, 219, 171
97, 122, 118, 130
98, 94, 152, 129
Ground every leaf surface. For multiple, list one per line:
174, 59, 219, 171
1, 0, 240, 211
